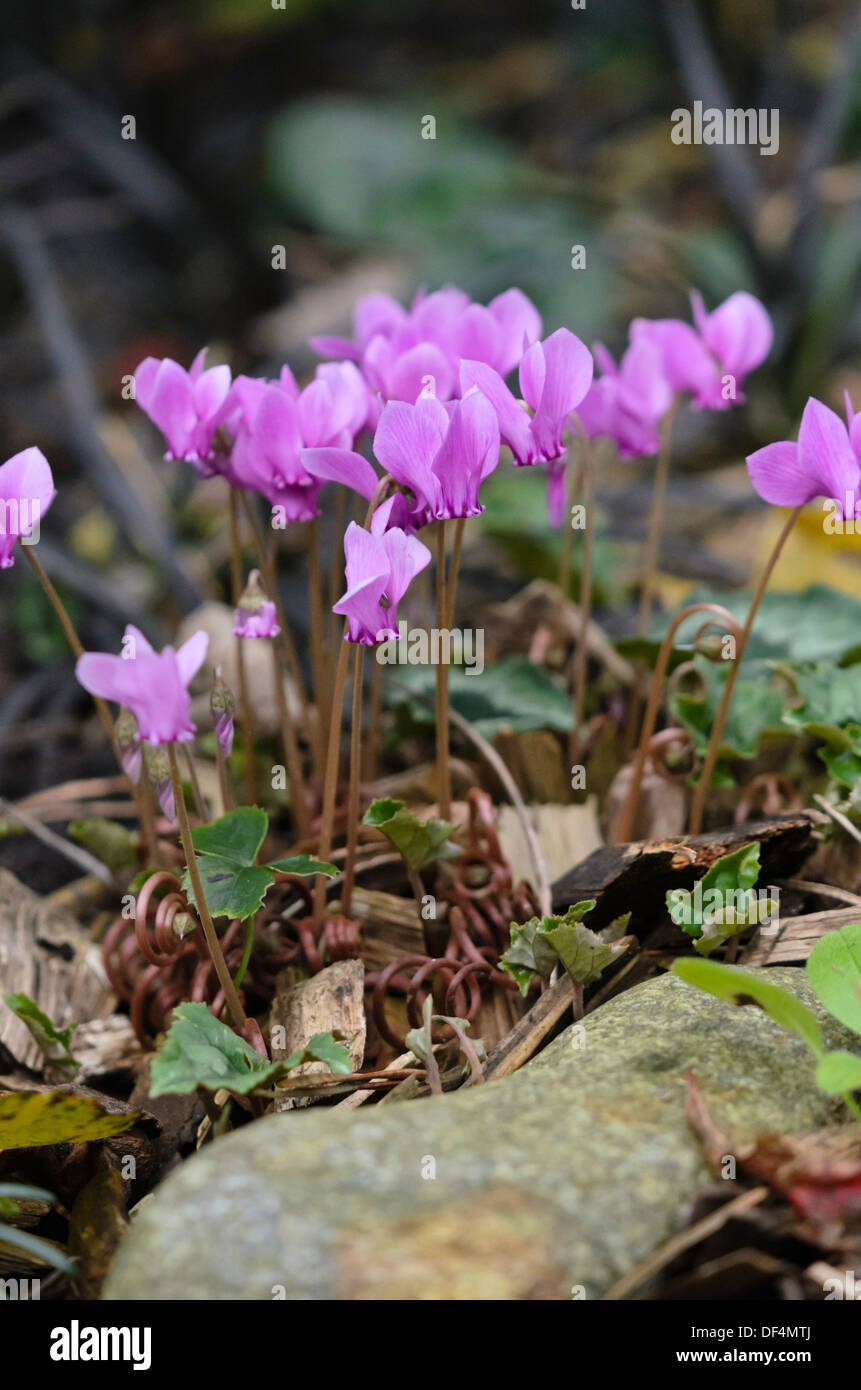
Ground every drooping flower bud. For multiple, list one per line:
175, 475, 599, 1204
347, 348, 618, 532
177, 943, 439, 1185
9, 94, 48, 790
210, 666, 235, 758
115, 706, 142, 784
145, 743, 175, 822
232, 570, 280, 639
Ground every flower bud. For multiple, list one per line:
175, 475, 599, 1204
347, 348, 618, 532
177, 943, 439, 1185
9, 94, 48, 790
232, 569, 280, 639
210, 667, 235, 758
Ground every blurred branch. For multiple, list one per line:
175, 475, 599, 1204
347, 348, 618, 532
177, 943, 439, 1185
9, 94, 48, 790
0, 205, 201, 613
662, 0, 764, 250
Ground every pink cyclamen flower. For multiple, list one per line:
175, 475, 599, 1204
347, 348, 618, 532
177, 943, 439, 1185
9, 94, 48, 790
747, 396, 861, 520
372, 388, 501, 522
76, 626, 209, 745
632, 290, 772, 411
222, 363, 372, 520
0, 448, 55, 568
578, 339, 673, 459
460, 328, 594, 468
134, 349, 232, 471
312, 286, 542, 403
333, 512, 432, 645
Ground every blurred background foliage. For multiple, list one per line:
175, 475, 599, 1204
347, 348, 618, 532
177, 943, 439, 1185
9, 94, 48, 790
1, 0, 861, 791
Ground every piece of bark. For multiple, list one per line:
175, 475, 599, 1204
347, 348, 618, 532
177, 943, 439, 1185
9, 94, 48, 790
70, 1015, 144, 1083
551, 814, 816, 929
742, 907, 861, 966
347, 887, 425, 972
270, 959, 366, 1112
0, 868, 115, 1072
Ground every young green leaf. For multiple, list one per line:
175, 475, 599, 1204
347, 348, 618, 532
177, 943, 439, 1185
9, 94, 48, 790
2, 994, 80, 1078
670, 957, 825, 1057
666, 843, 770, 956
183, 807, 336, 920
268, 855, 338, 877
190, 806, 268, 866
182, 858, 274, 922
363, 798, 462, 871
806, 922, 861, 1038
499, 900, 630, 995
149, 1002, 351, 1097
815, 1050, 861, 1096
68, 817, 137, 873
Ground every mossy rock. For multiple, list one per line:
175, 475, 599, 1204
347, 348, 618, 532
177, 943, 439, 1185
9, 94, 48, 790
104, 968, 860, 1300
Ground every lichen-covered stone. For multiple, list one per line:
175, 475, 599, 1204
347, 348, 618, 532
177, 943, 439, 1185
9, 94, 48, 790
104, 968, 860, 1300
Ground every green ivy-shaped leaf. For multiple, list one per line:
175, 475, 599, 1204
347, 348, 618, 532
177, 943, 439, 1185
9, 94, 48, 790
666, 843, 775, 956
670, 657, 787, 765
181, 807, 336, 921
500, 900, 631, 995
2, 994, 80, 1079
815, 1050, 861, 1096
363, 798, 462, 871
149, 1002, 351, 1097
806, 922, 861, 1038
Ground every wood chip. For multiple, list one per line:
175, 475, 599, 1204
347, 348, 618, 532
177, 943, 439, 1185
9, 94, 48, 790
742, 906, 861, 965
0, 869, 115, 1072
347, 887, 425, 972
270, 959, 366, 1112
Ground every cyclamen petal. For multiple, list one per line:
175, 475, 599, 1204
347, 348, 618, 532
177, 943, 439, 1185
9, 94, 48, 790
134, 350, 230, 467
333, 521, 431, 645
0, 447, 56, 569
746, 397, 861, 517
76, 627, 209, 745
691, 290, 773, 381
233, 600, 280, 639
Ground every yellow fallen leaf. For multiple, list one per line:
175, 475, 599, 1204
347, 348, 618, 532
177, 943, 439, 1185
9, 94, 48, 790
0, 1091, 139, 1151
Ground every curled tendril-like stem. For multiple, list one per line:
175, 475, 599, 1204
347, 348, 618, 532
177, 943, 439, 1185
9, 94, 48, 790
613, 603, 744, 843
734, 772, 803, 823
647, 727, 697, 783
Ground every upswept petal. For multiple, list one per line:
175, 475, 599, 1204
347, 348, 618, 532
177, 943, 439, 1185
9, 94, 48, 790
459, 359, 533, 463
746, 440, 817, 506
386, 342, 454, 404
373, 395, 447, 509
798, 397, 861, 508
488, 288, 542, 376
692, 290, 772, 379
529, 328, 594, 461
429, 390, 499, 518
175, 630, 209, 686
301, 447, 379, 500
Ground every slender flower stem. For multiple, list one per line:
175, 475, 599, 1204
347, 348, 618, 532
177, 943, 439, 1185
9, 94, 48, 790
239, 491, 324, 780
445, 516, 466, 630
688, 505, 802, 835
341, 643, 365, 918
307, 517, 331, 745
270, 642, 310, 840
569, 425, 595, 769
613, 602, 742, 844
168, 743, 247, 1029
363, 654, 382, 782
228, 489, 258, 805
637, 394, 679, 638
314, 636, 350, 924
329, 486, 346, 650
557, 451, 577, 603
23, 544, 156, 860
435, 519, 452, 819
